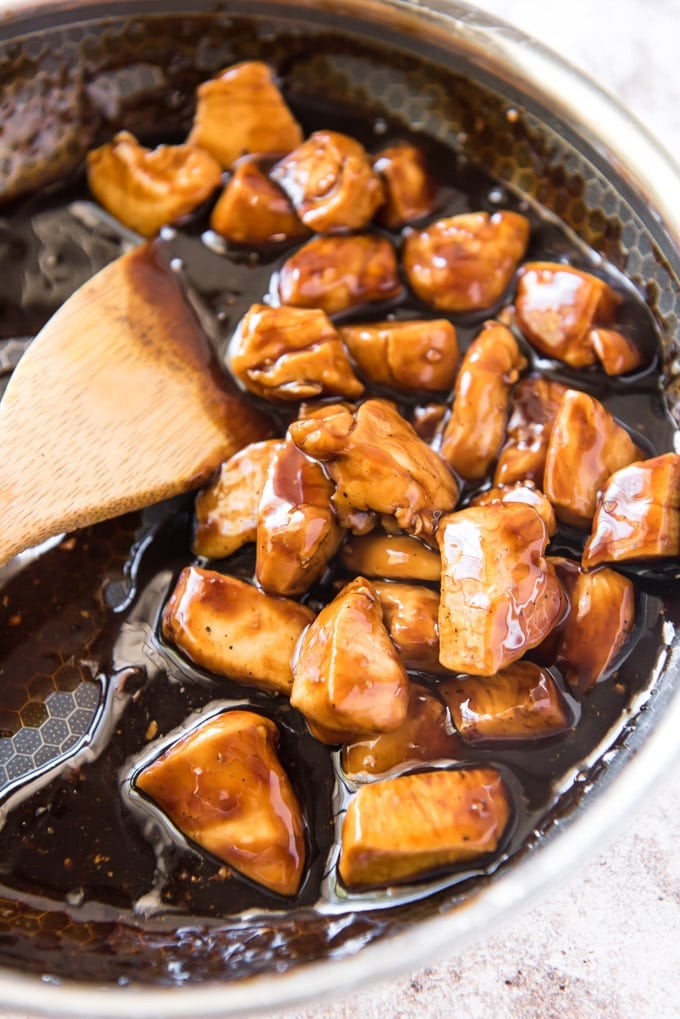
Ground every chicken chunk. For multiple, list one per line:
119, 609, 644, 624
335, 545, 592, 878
437, 503, 565, 675
373, 142, 438, 229
494, 376, 568, 487
289, 399, 459, 542
86, 131, 222, 237
193, 439, 281, 559
290, 577, 410, 743
402, 210, 530, 313
440, 322, 527, 480
582, 453, 680, 568
271, 130, 384, 233
339, 319, 459, 393
135, 710, 305, 896
341, 533, 441, 582
341, 684, 462, 780
372, 581, 444, 674
228, 304, 364, 402
278, 234, 402, 314
515, 262, 644, 373
256, 439, 344, 596
471, 482, 557, 536
589, 327, 645, 376
540, 557, 636, 693
162, 566, 314, 694
543, 390, 643, 528
338, 767, 511, 889
439, 662, 571, 742
209, 155, 308, 246
188, 60, 303, 169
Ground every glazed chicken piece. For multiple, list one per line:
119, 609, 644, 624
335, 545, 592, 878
470, 481, 557, 536
582, 453, 680, 568
539, 557, 636, 693
228, 304, 364, 402
372, 581, 444, 674
440, 322, 527, 480
271, 130, 384, 233
86, 131, 222, 237
135, 710, 305, 896
590, 327, 645, 376
256, 438, 344, 596
338, 767, 511, 889
341, 684, 463, 781
162, 566, 314, 694
439, 661, 571, 742
289, 399, 459, 542
372, 142, 438, 229
494, 375, 568, 487
193, 439, 280, 559
341, 532, 441, 582
188, 60, 303, 169
210, 155, 308, 246
437, 503, 565, 675
515, 262, 644, 373
402, 210, 530, 313
278, 234, 402, 314
543, 389, 643, 528
290, 577, 410, 744
339, 319, 459, 393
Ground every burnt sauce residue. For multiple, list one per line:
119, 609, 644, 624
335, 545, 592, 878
0, 101, 678, 984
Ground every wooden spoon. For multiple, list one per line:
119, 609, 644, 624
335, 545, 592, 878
0, 242, 271, 567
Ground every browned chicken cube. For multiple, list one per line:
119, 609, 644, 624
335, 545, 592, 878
437, 503, 565, 675
256, 439, 344, 596
86, 131, 222, 237
582, 453, 680, 568
339, 319, 459, 393
228, 304, 364, 402
341, 684, 463, 780
209, 155, 308, 246
470, 482, 557, 537
439, 662, 571, 742
543, 389, 643, 528
494, 376, 568, 487
372, 142, 437, 229
515, 262, 644, 373
289, 399, 459, 542
193, 439, 281, 559
542, 557, 636, 693
136, 710, 305, 896
290, 577, 409, 743
589, 327, 645, 376
338, 767, 511, 888
440, 322, 527, 481
341, 533, 442, 582
162, 566, 314, 694
271, 130, 384, 233
373, 581, 444, 674
278, 234, 402, 314
402, 210, 530, 312
188, 61, 303, 169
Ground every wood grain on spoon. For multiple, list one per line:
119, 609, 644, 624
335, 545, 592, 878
0, 243, 271, 567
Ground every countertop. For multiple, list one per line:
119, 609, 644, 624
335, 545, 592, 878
266, 2, 680, 1018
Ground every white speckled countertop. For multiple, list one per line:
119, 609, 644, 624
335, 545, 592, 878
257, 3, 680, 1018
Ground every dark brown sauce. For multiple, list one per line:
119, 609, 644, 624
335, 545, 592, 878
0, 101, 677, 985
